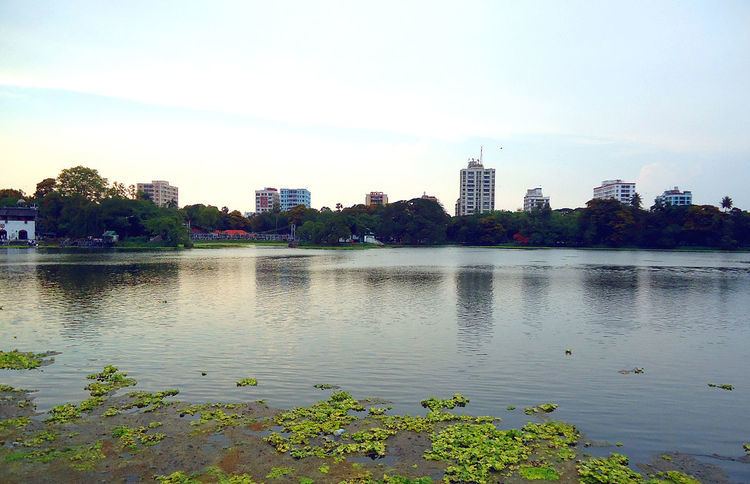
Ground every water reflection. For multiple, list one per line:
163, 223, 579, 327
455, 266, 494, 353
581, 266, 641, 334
520, 267, 551, 329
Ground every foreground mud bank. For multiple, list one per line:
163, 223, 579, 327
0, 366, 737, 483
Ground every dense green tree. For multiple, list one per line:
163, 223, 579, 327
34, 178, 57, 200
56, 166, 109, 201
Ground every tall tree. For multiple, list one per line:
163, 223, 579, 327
56, 166, 109, 201
631, 192, 643, 210
34, 178, 57, 200
721, 196, 733, 212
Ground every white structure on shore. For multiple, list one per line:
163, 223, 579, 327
455, 149, 495, 216
136, 180, 179, 207
656, 187, 692, 206
523, 188, 550, 212
593, 179, 636, 204
0, 207, 37, 241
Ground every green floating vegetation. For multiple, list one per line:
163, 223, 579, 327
156, 471, 200, 484
103, 407, 120, 417
85, 365, 137, 396
5, 442, 105, 471
266, 466, 294, 479
507, 405, 516, 411
112, 422, 165, 450
524, 402, 559, 415
425, 423, 530, 482
206, 466, 258, 484
123, 389, 180, 412
0, 383, 25, 392
382, 476, 433, 484
46, 403, 81, 424
707, 383, 733, 391
744, 443, 750, 454
0, 350, 54, 370
318, 465, 330, 474
189, 408, 251, 431
420, 393, 469, 412
0, 416, 31, 431
368, 406, 390, 416
21, 430, 57, 447
236, 378, 258, 387
577, 453, 700, 484
299, 478, 314, 484
519, 465, 560, 480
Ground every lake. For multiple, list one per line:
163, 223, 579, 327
1, 247, 749, 481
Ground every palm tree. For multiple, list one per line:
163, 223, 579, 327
721, 196, 733, 212
630, 192, 643, 210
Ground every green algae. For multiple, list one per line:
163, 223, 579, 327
266, 466, 294, 479
299, 478, 314, 484
21, 430, 57, 447
5, 442, 105, 470
156, 471, 200, 483
420, 393, 469, 412
236, 378, 258, 387
123, 389, 180, 412
46, 403, 82, 424
519, 465, 560, 480
0, 350, 54, 369
524, 403, 559, 415
318, 464, 330, 474
112, 422, 165, 450
0, 416, 31, 431
577, 453, 642, 483
425, 423, 530, 482
85, 365, 137, 396
707, 383, 733, 391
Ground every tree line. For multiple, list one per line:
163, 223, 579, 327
2, 165, 749, 249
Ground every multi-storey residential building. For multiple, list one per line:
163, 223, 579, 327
523, 187, 550, 212
656, 187, 692, 206
420, 192, 440, 204
255, 188, 280, 213
592, 179, 636, 204
456, 155, 495, 216
366, 192, 388, 207
136, 180, 179, 207
279, 188, 311, 211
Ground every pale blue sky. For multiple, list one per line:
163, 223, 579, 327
1, 0, 748, 211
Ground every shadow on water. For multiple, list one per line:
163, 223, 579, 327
455, 266, 494, 354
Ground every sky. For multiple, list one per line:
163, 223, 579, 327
1, 0, 749, 212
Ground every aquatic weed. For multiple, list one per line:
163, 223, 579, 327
577, 453, 641, 483
524, 403, 558, 415
85, 365, 137, 396
382, 476, 433, 484
21, 430, 57, 447
266, 466, 294, 479
46, 403, 81, 424
0, 350, 54, 370
420, 393, 469, 412
112, 422, 165, 450
206, 466, 258, 484
707, 383, 733, 391
236, 378, 258, 387
124, 389, 179, 412
519, 465, 560, 480
156, 471, 200, 483
424, 423, 530, 482
0, 416, 31, 431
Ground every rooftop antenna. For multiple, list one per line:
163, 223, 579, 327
480, 145, 483, 163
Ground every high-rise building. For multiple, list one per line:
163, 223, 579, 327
136, 180, 179, 207
592, 179, 636, 204
366, 192, 388, 207
523, 188, 550, 212
656, 187, 692, 206
279, 188, 311, 211
255, 188, 280, 213
420, 192, 440, 204
456, 152, 495, 216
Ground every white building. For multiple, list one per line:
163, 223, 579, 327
365, 192, 388, 207
0, 207, 37, 241
280, 188, 311, 211
136, 180, 179, 207
656, 187, 692, 206
523, 187, 550, 212
255, 188, 280, 213
456, 153, 495, 216
593, 179, 636, 204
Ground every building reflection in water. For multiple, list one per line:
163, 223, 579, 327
455, 265, 494, 354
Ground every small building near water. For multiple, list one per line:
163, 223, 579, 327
0, 207, 37, 241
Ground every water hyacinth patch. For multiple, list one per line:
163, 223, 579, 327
524, 403, 559, 415
112, 422, 165, 450
236, 378, 258, 387
519, 465, 560, 480
85, 365, 137, 396
266, 466, 294, 479
707, 383, 733, 391
0, 350, 56, 370
420, 393, 469, 412
0, 416, 31, 431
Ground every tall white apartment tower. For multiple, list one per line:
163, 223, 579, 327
136, 180, 179, 207
592, 179, 636, 204
456, 150, 496, 216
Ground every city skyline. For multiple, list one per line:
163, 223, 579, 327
2, 1, 749, 211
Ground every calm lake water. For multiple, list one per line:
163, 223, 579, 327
1, 247, 749, 480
